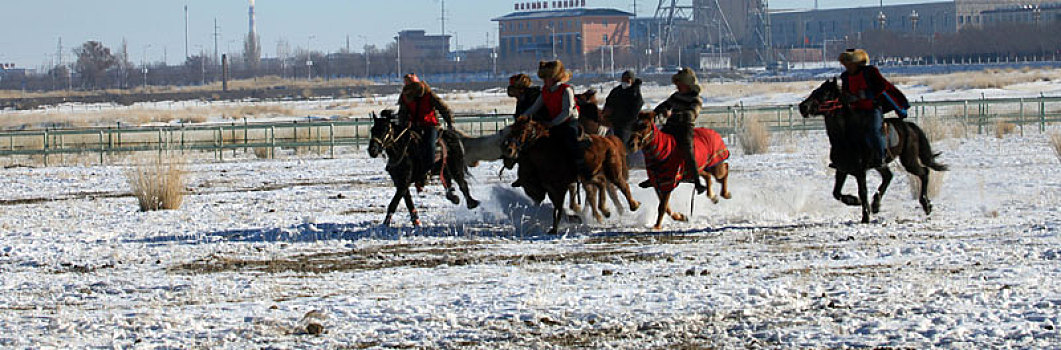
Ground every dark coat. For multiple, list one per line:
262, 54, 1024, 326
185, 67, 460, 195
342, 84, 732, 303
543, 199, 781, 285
515, 86, 543, 118
603, 79, 644, 129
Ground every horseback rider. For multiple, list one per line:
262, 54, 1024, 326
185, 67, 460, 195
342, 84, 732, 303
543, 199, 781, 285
646, 67, 706, 194
518, 60, 594, 180
507, 73, 542, 118
838, 49, 909, 168
397, 73, 455, 187
603, 70, 644, 148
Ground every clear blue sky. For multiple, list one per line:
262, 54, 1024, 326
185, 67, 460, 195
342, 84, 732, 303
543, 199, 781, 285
1, 0, 931, 68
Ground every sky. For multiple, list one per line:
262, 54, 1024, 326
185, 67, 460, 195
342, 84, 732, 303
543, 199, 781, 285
0, 0, 936, 69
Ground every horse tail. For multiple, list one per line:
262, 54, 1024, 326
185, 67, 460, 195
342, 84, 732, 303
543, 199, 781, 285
907, 122, 949, 172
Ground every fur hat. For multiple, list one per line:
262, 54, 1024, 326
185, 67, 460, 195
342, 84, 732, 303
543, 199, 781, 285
537, 60, 572, 82
671, 67, 701, 94
621, 70, 637, 81
403, 73, 420, 84
401, 81, 430, 99
508, 73, 533, 89
838, 49, 869, 66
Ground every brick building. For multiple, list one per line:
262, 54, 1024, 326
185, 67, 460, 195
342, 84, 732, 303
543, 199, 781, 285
493, 7, 634, 62
395, 30, 451, 60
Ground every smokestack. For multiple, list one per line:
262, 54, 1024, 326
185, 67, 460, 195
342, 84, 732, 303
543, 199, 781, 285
248, 0, 256, 37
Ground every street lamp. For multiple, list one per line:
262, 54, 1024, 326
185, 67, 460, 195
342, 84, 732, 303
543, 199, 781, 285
910, 10, 920, 33
546, 25, 557, 59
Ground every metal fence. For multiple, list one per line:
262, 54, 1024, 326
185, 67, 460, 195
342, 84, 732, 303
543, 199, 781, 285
3, 95, 1061, 166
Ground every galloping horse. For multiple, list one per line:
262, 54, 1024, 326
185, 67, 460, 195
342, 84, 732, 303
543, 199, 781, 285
368, 110, 479, 226
799, 79, 947, 223
628, 111, 732, 229
502, 117, 640, 234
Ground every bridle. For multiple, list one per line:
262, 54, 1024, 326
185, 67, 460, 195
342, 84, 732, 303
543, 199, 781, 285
370, 120, 415, 164
817, 98, 844, 115
631, 121, 657, 154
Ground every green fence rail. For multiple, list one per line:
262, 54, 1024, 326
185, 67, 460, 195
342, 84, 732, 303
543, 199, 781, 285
4, 94, 1061, 166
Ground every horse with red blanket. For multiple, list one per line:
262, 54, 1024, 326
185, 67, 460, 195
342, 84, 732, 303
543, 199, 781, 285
628, 111, 732, 229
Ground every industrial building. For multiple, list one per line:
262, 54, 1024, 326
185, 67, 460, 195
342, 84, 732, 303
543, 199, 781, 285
395, 30, 452, 60
493, 3, 634, 61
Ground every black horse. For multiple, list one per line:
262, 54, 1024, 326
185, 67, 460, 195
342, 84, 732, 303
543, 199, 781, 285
799, 79, 948, 223
368, 110, 478, 226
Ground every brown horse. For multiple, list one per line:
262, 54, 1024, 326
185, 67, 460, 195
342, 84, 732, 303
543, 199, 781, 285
799, 79, 947, 223
502, 117, 640, 234
628, 111, 732, 229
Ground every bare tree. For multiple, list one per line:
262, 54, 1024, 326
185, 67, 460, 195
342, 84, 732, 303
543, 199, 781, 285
74, 41, 117, 89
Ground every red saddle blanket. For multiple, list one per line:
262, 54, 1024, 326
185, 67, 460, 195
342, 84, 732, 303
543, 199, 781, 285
643, 125, 730, 192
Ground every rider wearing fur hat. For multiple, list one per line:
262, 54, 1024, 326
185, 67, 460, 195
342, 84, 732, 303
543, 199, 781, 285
507, 73, 542, 119
397, 73, 455, 186
519, 60, 593, 179
838, 49, 909, 168
649, 67, 706, 193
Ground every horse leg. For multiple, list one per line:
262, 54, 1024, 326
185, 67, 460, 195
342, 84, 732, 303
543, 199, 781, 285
834, 171, 861, 206
384, 185, 409, 226
607, 164, 641, 213
596, 183, 612, 218
871, 166, 893, 214
716, 162, 732, 200
585, 182, 604, 223
567, 184, 582, 213
855, 172, 871, 224
403, 191, 420, 226
703, 170, 719, 204
449, 163, 480, 209
654, 190, 673, 230
440, 168, 461, 205
899, 150, 934, 215
548, 189, 566, 234
605, 182, 624, 215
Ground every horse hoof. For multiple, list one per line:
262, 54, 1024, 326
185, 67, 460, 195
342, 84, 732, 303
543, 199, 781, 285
467, 199, 480, 210
446, 193, 460, 205
629, 202, 641, 211
412, 219, 422, 227
601, 210, 612, 218
709, 195, 720, 204
722, 192, 732, 200
652, 225, 663, 230
673, 214, 688, 222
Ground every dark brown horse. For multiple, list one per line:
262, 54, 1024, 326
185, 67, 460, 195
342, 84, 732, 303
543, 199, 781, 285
799, 79, 947, 223
628, 111, 732, 229
368, 110, 478, 226
502, 117, 639, 234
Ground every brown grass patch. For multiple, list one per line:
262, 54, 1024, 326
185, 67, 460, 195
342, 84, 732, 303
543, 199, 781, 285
892, 68, 1061, 91
739, 117, 770, 155
126, 155, 186, 211
994, 121, 1016, 138
920, 117, 965, 141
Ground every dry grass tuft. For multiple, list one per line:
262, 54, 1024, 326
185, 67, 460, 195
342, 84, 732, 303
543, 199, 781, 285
920, 117, 966, 141
253, 147, 273, 159
739, 117, 771, 155
908, 171, 945, 201
994, 121, 1016, 139
1050, 131, 1061, 162
892, 68, 1061, 91
126, 155, 186, 211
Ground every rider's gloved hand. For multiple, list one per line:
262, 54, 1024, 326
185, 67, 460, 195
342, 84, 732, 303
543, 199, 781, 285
895, 108, 908, 119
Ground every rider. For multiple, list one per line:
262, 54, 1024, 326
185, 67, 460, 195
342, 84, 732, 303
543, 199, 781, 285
603, 70, 644, 148
507, 73, 542, 118
838, 49, 908, 168
647, 67, 706, 194
519, 60, 594, 180
397, 73, 455, 187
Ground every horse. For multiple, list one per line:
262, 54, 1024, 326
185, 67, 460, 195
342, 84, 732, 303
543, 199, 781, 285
502, 117, 640, 234
368, 110, 479, 226
798, 78, 948, 223
628, 111, 732, 229
454, 127, 508, 167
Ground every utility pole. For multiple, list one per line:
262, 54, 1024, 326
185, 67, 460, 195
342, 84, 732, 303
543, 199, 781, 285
184, 5, 189, 60
213, 19, 221, 64
397, 34, 402, 79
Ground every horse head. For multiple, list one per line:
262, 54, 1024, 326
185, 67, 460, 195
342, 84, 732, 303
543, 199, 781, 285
799, 78, 842, 118
368, 110, 397, 158
500, 116, 547, 169
627, 111, 657, 152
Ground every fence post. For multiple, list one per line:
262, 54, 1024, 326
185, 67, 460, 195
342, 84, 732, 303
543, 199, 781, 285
218, 126, 224, 161
158, 128, 164, 157
99, 130, 105, 164
329, 123, 335, 158
42, 130, 48, 167
1019, 98, 1025, 137
1041, 93, 1047, 133
243, 118, 249, 154
270, 125, 276, 159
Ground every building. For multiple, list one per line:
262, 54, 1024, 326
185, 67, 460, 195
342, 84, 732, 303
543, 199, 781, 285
769, 0, 1058, 49
396, 30, 452, 60
982, 2, 1061, 25
493, 7, 634, 60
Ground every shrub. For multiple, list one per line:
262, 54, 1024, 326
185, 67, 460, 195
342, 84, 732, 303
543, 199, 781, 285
739, 117, 770, 155
126, 156, 186, 211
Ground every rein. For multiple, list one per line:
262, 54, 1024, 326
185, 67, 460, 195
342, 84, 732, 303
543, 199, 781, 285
372, 123, 414, 164
817, 98, 844, 115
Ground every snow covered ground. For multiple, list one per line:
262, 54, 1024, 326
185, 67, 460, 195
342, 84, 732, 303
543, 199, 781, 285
0, 125, 1059, 348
